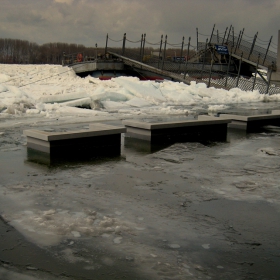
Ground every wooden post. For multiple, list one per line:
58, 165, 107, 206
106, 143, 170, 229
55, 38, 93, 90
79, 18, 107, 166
196, 28, 199, 51
161, 35, 167, 70
222, 27, 228, 45
183, 37, 191, 79
266, 62, 274, 94
232, 27, 234, 47
122, 33, 126, 56
226, 25, 232, 44
142, 33, 146, 61
207, 57, 214, 88
225, 46, 233, 88
201, 38, 208, 78
234, 30, 242, 54
238, 28, 244, 48
139, 34, 143, 61
248, 32, 258, 60
252, 53, 260, 91
179, 36, 185, 71
209, 24, 215, 44
263, 36, 272, 64
105, 34, 108, 56
236, 52, 243, 87
158, 34, 163, 68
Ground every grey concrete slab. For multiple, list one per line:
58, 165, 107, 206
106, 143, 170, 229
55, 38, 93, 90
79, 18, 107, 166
24, 123, 126, 155
198, 113, 280, 132
71, 61, 124, 74
123, 117, 231, 130
24, 123, 126, 141
220, 113, 280, 121
123, 118, 230, 143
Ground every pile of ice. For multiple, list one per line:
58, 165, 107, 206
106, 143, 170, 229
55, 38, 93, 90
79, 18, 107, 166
1, 64, 280, 119
4, 207, 134, 246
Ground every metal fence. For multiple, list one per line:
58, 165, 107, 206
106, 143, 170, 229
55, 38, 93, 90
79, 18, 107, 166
104, 31, 280, 95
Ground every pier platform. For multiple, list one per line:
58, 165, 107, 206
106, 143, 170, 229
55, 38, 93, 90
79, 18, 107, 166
24, 123, 126, 156
123, 118, 231, 143
198, 113, 280, 132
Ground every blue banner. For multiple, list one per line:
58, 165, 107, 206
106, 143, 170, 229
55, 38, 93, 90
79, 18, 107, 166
215, 45, 229, 55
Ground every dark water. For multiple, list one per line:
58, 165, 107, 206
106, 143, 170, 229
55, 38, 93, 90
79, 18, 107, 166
0, 112, 280, 280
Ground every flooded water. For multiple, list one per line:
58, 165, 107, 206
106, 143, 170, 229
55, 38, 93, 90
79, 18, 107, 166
1, 107, 280, 280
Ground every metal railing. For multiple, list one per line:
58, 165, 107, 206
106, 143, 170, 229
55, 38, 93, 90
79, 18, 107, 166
65, 29, 279, 95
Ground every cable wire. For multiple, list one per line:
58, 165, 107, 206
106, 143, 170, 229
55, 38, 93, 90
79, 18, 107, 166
126, 39, 142, 43
108, 36, 123, 43
146, 40, 161, 45
256, 37, 271, 43
167, 42, 182, 47
198, 32, 210, 36
242, 33, 255, 39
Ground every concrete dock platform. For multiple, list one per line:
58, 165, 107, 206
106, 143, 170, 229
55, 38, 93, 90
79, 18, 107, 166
24, 123, 126, 156
123, 118, 231, 143
198, 113, 280, 132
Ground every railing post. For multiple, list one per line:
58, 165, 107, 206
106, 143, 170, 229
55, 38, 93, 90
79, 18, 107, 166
201, 38, 208, 79
236, 52, 243, 87
225, 46, 233, 88
207, 57, 214, 88
196, 28, 199, 51
222, 27, 228, 45
161, 35, 167, 70
209, 24, 215, 44
183, 37, 191, 79
142, 33, 146, 62
263, 36, 273, 65
62, 52, 66, 66
139, 34, 143, 61
252, 53, 260, 91
248, 32, 258, 60
105, 33, 108, 55
238, 28, 244, 48
122, 33, 126, 56
232, 27, 235, 48
158, 34, 163, 68
95, 44, 98, 59
235, 30, 241, 54
266, 62, 274, 94
178, 36, 185, 71
217, 30, 219, 44
226, 25, 232, 44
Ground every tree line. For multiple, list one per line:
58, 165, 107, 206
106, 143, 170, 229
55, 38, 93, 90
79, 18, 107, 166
0, 38, 100, 64
0, 38, 196, 65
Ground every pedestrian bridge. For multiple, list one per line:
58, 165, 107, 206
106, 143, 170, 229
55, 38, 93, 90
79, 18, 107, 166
63, 26, 280, 95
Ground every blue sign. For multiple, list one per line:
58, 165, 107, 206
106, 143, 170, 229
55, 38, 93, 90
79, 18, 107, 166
215, 45, 229, 55
173, 57, 186, 62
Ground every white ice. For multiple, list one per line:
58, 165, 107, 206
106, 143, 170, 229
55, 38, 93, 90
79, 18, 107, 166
1, 64, 280, 121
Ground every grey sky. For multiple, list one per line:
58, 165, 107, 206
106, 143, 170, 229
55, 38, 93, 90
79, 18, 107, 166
0, 0, 279, 52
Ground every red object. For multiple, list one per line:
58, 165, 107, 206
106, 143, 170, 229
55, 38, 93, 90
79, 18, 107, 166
139, 76, 164, 81
99, 76, 112, 80
77, 53, 83, 62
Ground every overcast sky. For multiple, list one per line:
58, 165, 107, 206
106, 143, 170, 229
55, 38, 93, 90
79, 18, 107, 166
1, 0, 279, 52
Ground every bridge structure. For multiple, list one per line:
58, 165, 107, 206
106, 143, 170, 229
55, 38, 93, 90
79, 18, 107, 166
63, 26, 280, 95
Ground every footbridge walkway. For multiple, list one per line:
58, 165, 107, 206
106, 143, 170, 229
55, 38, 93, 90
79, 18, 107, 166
64, 26, 280, 95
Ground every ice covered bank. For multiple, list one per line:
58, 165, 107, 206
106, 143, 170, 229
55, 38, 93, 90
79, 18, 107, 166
1, 64, 280, 123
